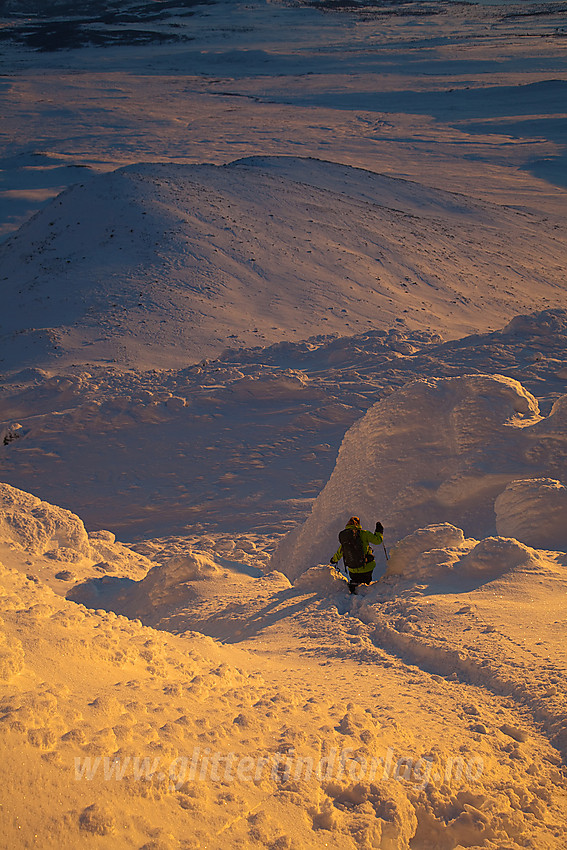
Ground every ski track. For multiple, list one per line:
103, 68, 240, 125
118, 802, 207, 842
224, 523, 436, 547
355, 586, 567, 760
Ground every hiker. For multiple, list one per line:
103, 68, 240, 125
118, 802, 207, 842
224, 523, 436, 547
330, 516, 384, 594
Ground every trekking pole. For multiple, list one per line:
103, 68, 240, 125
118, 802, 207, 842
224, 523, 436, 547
383, 542, 389, 561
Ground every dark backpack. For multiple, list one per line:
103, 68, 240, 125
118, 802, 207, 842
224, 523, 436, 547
338, 526, 366, 571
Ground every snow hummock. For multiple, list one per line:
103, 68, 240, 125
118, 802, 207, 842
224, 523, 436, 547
0, 481, 91, 556
0, 482, 151, 591
495, 478, 567, 550
383, 522, 539, 585
271, 374, 567, 581
384, 523, 470, 579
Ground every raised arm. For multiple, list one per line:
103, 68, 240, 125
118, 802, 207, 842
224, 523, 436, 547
363, 521, 384, 545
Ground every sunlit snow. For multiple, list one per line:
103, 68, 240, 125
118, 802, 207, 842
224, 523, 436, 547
1, 0, 567, 846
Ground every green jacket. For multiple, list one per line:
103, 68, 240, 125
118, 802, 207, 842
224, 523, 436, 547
331, 524, 383, 574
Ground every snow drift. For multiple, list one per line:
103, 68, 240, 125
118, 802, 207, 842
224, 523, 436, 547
271, 374, 567, 580
383, 523, 471, 580
382, 522, 539, 584
0, 483, 151, 587
495, 478, 567, 550
0, 482, 92, 557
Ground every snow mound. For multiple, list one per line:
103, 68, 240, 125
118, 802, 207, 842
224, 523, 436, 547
384, 524, 537, 583
130, 552, 220, 610
294, 563, 350, 593
495, 478, 567, 551
0, 482, 90, 556
503, 308, 567, 338
271, 375, 567, 581
458, 536, 538, 576
0, 483, 151, 586
385, 524, 470, 578
76, 551, 226, 625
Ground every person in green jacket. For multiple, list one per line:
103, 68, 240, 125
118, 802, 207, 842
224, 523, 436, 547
330, 516, 384, 594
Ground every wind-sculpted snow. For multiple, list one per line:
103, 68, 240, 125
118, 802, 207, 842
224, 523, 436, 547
383, 523, 471, 579
383, 522, 539, 584
0, 481, 91, 556
271, 374, 567, 580
0, 482, 151, 590
495, 478, 567, 550
2, 0, 567, 843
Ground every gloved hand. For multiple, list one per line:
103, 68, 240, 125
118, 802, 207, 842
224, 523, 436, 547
329, 558, 335, 565
375, 521, 384, 534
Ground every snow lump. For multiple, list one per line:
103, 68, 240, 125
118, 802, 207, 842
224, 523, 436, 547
495, 478, 567, 551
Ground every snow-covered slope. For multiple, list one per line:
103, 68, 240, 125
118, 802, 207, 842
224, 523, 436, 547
2, 482, 567, 849
1, 156, 566, 373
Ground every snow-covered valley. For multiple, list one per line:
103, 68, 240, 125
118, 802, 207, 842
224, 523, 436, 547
1, 0, 567, 847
